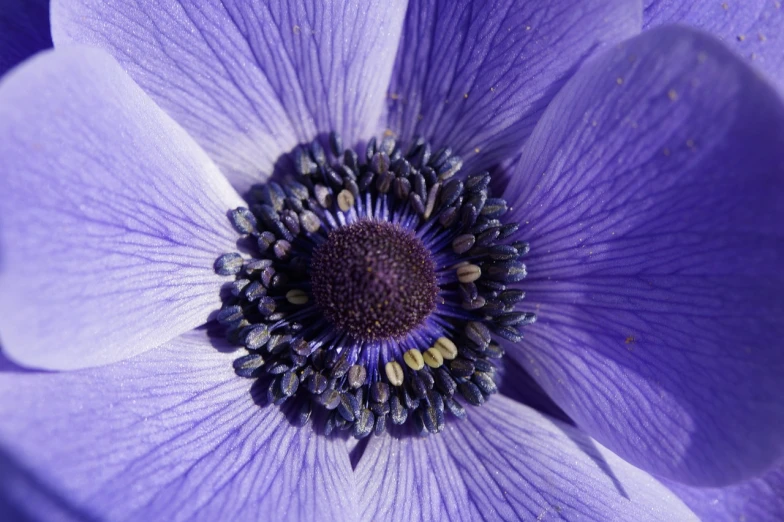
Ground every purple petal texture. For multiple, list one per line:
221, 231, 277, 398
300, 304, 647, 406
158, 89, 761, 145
357, 396, 696, 521
0, 0, 51, 77
502, 25, 784, 486
644, 1, 784, 91
51, 0, 408, 194
0, 47, 244, 370
666, 461, 784, 522
382, 0, 641, 173
0, 329, 356, 521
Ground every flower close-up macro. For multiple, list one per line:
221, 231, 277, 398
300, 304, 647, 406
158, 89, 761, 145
1, 0, 783, 521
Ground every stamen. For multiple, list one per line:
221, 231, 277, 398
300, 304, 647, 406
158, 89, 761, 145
214, 133, 535, 437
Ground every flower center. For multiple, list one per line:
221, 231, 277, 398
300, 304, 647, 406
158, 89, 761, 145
213, 132, 536, 438
310, 220, 438, 341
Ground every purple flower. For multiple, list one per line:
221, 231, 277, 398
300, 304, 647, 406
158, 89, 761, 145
1, 1, 783, 520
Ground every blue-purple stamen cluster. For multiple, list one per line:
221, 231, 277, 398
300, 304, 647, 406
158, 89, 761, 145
214, 132, 535, 438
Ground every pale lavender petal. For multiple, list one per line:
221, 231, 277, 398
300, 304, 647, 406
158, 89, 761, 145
382, 0, 641, 172
644, 0, 784, 90
503, 26, 784, 486
666, 461, 784, 522
0, 0, 51, 76
357, 396, 696, 521
0, 47, 243, 370
52, 0, 408, 194
0, 329, 356, 521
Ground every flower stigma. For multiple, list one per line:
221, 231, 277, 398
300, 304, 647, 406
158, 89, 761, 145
214, 132, 536, 438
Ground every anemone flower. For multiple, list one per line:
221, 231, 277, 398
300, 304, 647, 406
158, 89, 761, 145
1, 1, 783, 521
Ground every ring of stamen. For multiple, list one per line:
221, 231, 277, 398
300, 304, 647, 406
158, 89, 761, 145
214, 132, 535, 438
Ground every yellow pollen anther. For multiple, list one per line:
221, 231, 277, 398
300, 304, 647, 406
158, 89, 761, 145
434, 337, 458, 360
424, 347, 444, 368
337, 189, 355, 211
385, 361, 405, 386
285, 289, 309, 305
456, 264, 481, 283
403, 349, 425, 371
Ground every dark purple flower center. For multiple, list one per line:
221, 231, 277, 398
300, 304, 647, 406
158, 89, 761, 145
214, 132, 536, 438
310, 220, 438, 341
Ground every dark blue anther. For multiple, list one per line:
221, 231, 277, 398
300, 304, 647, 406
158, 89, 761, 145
439, 206, 459, 227
496, 311, 537, 327
444, 395, 466, 419
450, 358, 475, 378
242, 281, 264, 301
393, 177, 411, 200
480, 198, 508, 218
257, 296, 276, 316
498, 222, 520, 239
244, 324, 270, 349
390, 395, 407, 425
458, 381, 485, 405
214, 253, 243, 276
230, 279, 250, 296
440, 179, 463, 207
376, 171, 395, 193
371, 401, 390, 416
257, 231, 276, 253
431, 147, 451, 169
306, 373, 329, 395
371, 152, 390, 174
352, 409, 375, 439
474, 358, 495, 373
329, 131, 343, 157
452, 234, 475, 254
230, 207, 258, 234
437, 156, 462, 181
348, 365, 367, 389
465, 322, 491, 349
487, 261, 527, 282
310, 140, 327, 166
294, 147, 314, 176
434, 367, 457, 396
338, 392, 358, 422
217, 305, 244, 325
493, 324, 524, 343
233, 354, 265, 378
489, 245, 518, 260
485, 343, 504, 359
374, 413, 387, 436
512, 240, 531, 256
476, 227, 500, 247
472, 372, 497, 395
465, 172, 490, 192
409, 193, 425, 216
296, 400, 312, 427
267, 361, 291, 375
321, 389, 341, 410
371, 382, 390, 403
280, 371, 300, 397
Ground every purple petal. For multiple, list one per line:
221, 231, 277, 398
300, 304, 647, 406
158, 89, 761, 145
666, 461, 784, 522
52, 0, 408, 194
357, 396, 696, 521
382, 0, 641, 172
0, 0, 52, 77
503, 26, 784, 486
644, 0, 784, 91
0, 47, 243, 370
495, 354, 571, 424
0, 329, 355, 521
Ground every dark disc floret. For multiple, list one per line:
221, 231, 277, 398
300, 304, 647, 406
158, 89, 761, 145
214, 132, 536, 438
310, 220, 438, 341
